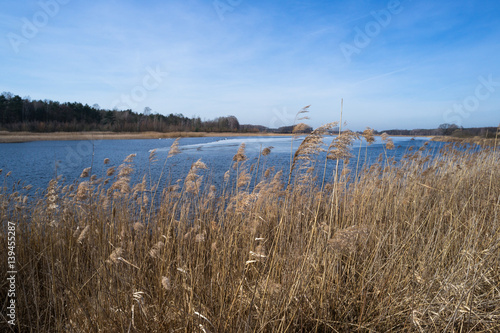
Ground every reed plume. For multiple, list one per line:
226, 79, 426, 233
106, 166, 115, 176
262, 146, 273, 156
288, 122, 338, 185
185, 159, 207, 195
233, 143, 247, 162
386, 139, 395, 150
327, 129, 358, 161
362, 127, 375, 144
76, 181, 90, 200
80, 167, 91, 178
149, 149, 158, 163
167, 138, 181, 158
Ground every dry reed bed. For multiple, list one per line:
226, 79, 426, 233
1, 131, 499, 332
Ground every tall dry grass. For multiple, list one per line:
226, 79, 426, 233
1, 126, 500, 332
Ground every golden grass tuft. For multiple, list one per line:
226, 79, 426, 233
386, 138, 395, 150
233, 142, 247, 162
327, 129, 358, 161
79, 167, 91, 178
362, 127, 375, 144
167, 138, 181, 158
262, 146, 273, 156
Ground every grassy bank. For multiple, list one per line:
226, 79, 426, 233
0, 131, 291, 143
1, 129, 499, 332
431, 135, 498, 147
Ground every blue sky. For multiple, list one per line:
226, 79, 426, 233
1, 0, 499, 131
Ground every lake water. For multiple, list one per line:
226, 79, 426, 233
0, 135, 433, 193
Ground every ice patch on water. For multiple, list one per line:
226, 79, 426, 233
148, 135, 430, 153
150, 136, 302, 153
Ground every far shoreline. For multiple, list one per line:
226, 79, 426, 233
0, 131, 293, 143
0, 131, 437, 144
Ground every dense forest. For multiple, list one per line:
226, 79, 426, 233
0, 92, 241, 133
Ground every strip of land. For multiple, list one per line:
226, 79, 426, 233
0, 131, 291, 143
431, 135, 498, 147
2, 131, 495, 145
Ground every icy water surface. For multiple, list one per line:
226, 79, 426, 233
0, 135, 433, 192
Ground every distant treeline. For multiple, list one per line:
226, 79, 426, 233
1, 92, 495, 136
379, 123, 498, 138
0, 92, 242, 133
0, 92, 316, 134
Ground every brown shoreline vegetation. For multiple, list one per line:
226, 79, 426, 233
1, 125, 500, 332
431, 135, 498, 147
0, 131, 292, 143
